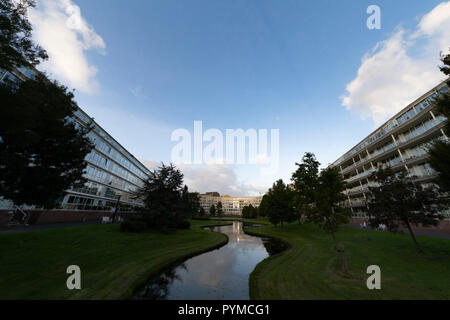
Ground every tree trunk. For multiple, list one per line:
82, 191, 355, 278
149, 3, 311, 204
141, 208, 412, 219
405, 220, 423, 254
330, 231, 349, 274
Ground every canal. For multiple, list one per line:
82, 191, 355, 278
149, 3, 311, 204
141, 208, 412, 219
133, 221, 284, 300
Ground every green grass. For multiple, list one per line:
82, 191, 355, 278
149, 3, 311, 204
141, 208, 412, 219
245, 222, 450, 300
0, 220, 230, 300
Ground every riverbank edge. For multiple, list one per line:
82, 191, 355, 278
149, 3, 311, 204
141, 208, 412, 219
243, 225, 292, 300
120, 221, 233, 300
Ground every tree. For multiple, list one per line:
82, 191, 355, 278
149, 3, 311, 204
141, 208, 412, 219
307, 166, 351, 274
0, 76, 93, 208
242, 204, 257, 219
291, 152, 320, 224
199, 207, 206, 217
428, 51, 450, 191
368, 168, 445, 253
216, 201, 223, 216
209, 204, 216, 216
0, 0, 48, 71
265, 179, 295, 226
181, 186, 200, 218
258, 195, 269, 217
133, 163, 188, 233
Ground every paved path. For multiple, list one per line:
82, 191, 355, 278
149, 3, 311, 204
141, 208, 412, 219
347, 223, 450, 240
0, 221, 100, 235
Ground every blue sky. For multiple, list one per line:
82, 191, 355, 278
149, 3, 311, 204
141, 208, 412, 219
30, 0, 450, 195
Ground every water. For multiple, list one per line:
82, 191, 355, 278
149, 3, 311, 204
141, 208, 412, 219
133, 221, 284, 300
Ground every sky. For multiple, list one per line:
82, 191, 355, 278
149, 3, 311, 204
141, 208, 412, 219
28, 0, 450, 196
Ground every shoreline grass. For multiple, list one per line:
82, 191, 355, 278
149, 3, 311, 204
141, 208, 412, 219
0, 220, 230, 300
245, 222, 450, 300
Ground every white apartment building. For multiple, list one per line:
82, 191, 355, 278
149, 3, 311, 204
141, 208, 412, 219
199, 192, 263, 216
331, 79, 450, 219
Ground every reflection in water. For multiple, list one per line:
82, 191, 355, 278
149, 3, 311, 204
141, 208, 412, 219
133, 221, 280, 300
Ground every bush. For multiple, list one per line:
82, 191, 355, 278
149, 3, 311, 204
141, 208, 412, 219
120, 220, 147, 233
192, 217, 210, 220
176, 220, 191, 229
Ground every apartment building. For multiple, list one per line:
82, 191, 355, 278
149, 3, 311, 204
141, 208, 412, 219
0, 66, 151, 212
199, 192, 263, 216
331, 79, 450, 218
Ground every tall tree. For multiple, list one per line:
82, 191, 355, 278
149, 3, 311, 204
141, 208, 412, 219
134, 163, 187, 233
428, 52, 450, 191
266, 179, 295, 226
307, 167, 351, 274
199, 207, 206, 217
0, 76, 93, 208
216, 201, 223, 216
291, 152, 320, 224
258, 195, 269, 217
0, 0, 48, 71
209, 204, 216, 216
368, 168, 445, 253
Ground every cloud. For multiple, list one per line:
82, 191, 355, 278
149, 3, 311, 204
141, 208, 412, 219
341, 1, 450, 125
29, 0, 105, 93
130, 85, 148, 99
179, 164, 268, 196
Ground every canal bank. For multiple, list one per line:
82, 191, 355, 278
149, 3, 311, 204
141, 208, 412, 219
132, 221, 286, 300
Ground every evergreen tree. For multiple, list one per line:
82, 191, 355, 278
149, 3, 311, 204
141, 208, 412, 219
199, 207, 206, 217
0, 0, 48, 71
133, 163, 187, 233
291, 152, 320, 224
209, 204, 216, 216
216, 201, 223, 216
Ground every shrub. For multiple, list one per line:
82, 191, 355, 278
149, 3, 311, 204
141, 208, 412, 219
120, 220, 147, 233
177, 220, 191, 229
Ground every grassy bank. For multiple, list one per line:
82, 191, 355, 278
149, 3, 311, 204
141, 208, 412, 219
0, 220, 230, 299
245, 222, 450, 299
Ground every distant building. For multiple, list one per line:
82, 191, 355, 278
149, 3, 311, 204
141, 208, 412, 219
199, 192, 263, 216
331, 79, 450, 219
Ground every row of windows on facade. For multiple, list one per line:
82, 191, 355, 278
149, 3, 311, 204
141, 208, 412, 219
64, 195, 137, 212
83, 165, 141, 196
334, 84, 448, 167
73, 110, 150, 179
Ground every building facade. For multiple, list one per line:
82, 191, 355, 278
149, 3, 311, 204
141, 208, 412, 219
331, 79, 450, 219
0, 66, 150, 212
199, 192, 263, 216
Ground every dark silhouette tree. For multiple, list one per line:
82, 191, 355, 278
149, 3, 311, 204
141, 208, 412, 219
209, 204, 216, 216
133, 163, 188, 233
428, 51, 450, 191
307, 166, 351, 274
368, 168, 445, 253
199, 207, 206, 217
216, 201, 223, 216
265, 179, 295, 226
0, 76, 93, 208
0, 0, 48, 71
291, 152, 320, 224
258, 195, 269, 217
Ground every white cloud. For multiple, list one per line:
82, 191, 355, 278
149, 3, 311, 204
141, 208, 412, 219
341, 1, 450, 125
29, 0, 105, 93
179, 164, 268, 196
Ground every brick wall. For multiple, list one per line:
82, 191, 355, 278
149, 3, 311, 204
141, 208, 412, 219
350, 217, 450, 233
0, 210, 142, 227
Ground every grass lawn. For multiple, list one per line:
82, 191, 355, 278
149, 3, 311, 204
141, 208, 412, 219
245, 222, 450, 300
0, 220, 229, 300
